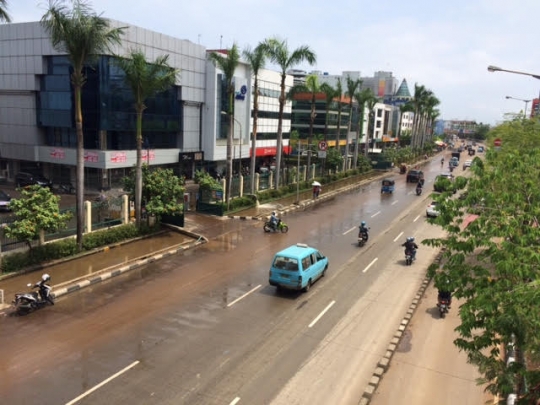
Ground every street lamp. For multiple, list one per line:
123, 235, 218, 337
505, 96, 532, 118
221, 111, 243, 175
488, 65, 540, 116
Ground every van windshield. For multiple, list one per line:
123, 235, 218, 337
273, 256, 299, 271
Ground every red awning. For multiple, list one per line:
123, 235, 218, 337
251, 146, 291, 157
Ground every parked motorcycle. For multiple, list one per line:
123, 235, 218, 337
56, 182, 76, 194
12, 274, 55, 315
263, 219, 289, 233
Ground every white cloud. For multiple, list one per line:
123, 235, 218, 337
7, 0, 540, 125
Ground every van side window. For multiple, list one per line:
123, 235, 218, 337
311, 253, 317, 264
302, 257, 311, 271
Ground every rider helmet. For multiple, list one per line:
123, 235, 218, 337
361, 221, 366, 226
407, 237, 413, 242
42, 273, 51, 282
410, 237, 415, 242
272, 211, 276, 216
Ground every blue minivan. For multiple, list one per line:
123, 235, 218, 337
269, 243, 329, 292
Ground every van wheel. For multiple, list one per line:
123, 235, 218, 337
304, 279, 312, 292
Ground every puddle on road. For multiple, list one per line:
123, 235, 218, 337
396, 329, 412, 352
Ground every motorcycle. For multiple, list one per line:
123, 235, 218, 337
358, 228, 369, 247
405, 249, 415, 266
437, 298, 450, 318
416, 186, 422, 196
12, 274, 55, 315
263, 218, 289, 233
56, 182, 76, 194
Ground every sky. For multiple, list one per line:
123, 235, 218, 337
6, 0, 540, 126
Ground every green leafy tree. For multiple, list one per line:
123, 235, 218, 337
41, 0, 124, 251
424, 119, 540, 401
261, 37, 316, 189
243, 43, 267, 194
209, 44, 240, 208
114, 50, 179, 228
324, 147, 343, 172
0, 0, 11, 22
123, 167, 184, 217
4, 185, 72, 248
320, 82, 338, 143
474, 123, 490, 140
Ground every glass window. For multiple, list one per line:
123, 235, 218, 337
302, 257, 311, 271
273, 256, 299, 271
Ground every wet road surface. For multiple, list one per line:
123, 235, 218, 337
0, 153, 485, 404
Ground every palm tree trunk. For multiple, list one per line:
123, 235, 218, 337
226, 114, 233, 208
74, 85, 84, 251
135, 110, 143, 227
275, 78, 286, 189
307, 100, 315, 169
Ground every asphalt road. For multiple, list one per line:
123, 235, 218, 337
0, 153, 486, 405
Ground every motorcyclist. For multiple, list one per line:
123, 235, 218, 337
402, 237, 419, 260
441, 157, 444, 166
416, 181, 423, 194
35, 273, 54, 305
437, 279, 453, 308
358, 221, 369, 241
270, 211, 279, 231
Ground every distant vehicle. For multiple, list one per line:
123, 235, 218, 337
463, 159, 473, 169
426, 201, 440, 218
381, 178, 396, 194
477, 146, 484, 153
468, 148, 476, 156
0, 189, 11, 211
269, 243, 329, 292
449, 157, 459, 167
451, 151, 461, 161
406, 169, 424, 184
15, 172, 53, 189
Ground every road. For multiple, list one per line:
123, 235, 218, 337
0, 152, 486, 405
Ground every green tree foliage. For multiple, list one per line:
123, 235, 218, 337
4, 185, 72, 248
324, 147, 343, 171
123, 167, 184, 217
193, 170, 223, 191
114, 50, 179, 228
0, 0, 11, 22
424, 119, 540, 401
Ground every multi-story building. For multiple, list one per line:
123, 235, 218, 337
0, 20, 207, 188
0, 21, 291, 188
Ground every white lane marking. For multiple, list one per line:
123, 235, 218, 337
413, 215, 420, 222
371, 211, 381, 218
227, 285, 262, 307
391, 200, 399, 205
343, 226, 357, 235
362, 258, 379, 273
308, 300, 336, 328
65, 360, 140, 405
393, 231, 404, 242
229, 397, 241, 405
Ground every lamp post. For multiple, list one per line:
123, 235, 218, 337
505, 96, 532, 118
488, 65, 540, 117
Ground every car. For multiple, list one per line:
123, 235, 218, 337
426, 201, 440, 218
406, 169, 424, 184
0, 189, 11, 211
477, 146, 484, 153
463, 159, 473, 169
15, 172, 53, 189
269, 243, 329, 292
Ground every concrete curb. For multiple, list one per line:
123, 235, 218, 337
359, 248, 445, 404
0, 233, 208, 315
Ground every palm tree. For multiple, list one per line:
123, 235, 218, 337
410, 83, 429, 149
420, 93, 440, 146
365, 93, 379, 156
354, 88, 377, 164
243, 43, 267, 195
0, 0, 11, 22
261, 38, 316, 189
344, 75, 361, 168
320, 82, 337, 142
209, 44, 240, 209
114, 50, 178, 228
41, 0, 124, 251
287, 74, 322, 168
331, 79, 345, 171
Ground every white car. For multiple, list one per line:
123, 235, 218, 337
426, 201, 439, 218
463, 159, 473, 169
